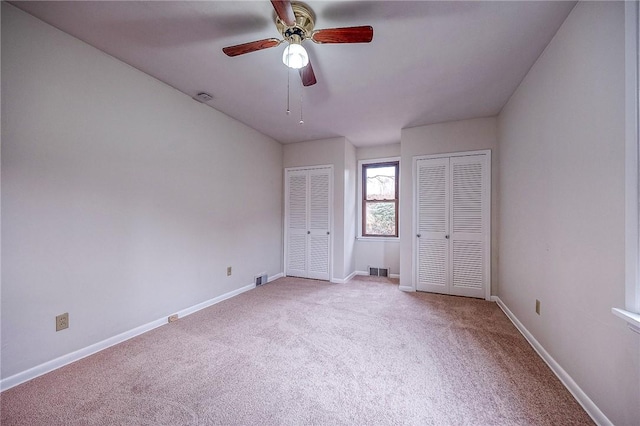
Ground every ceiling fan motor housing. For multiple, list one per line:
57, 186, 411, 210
275, 2, 315, 43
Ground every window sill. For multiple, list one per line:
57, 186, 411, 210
612, 308, 640, 334
356, 236, 400, 243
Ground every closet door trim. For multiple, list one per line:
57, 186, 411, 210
412, 150, 491, 300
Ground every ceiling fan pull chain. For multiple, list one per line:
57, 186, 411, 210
299, 89, 304, 125
286, 65, 291, 115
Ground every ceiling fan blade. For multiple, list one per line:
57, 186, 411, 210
222, 38, 282, 57
299, 60, 317, 87
311, 26, 374, 44
271, 0, 296, 27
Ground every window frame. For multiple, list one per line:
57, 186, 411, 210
358, 158, 400, 239
613, 0, 640, 332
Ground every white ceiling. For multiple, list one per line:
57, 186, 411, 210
11, 1, 576, 147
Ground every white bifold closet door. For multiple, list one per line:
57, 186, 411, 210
415, 153, 490, 299
285, 167, 332, 281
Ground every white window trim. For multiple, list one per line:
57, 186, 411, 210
614, 0, 640, 333
357, 157, 400, 241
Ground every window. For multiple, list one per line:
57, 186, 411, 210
361, 161, 399, 237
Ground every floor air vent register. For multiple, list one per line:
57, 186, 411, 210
368, 267, 389, 277
255, 274, 268, 286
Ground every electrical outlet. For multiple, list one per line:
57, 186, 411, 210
535, 299, 541, 315
168, 314, 178, 323
56, 312, 69, 331
227, 266, 232, 276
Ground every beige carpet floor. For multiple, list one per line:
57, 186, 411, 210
1, 276, 593, 425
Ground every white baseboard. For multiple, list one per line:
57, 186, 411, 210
329, 271, 404, 284
174, 283, 255, 318
399, 285, 415, 292
355, 270, 400, 279
268, 272, 284, 282
0, 282, 256, 392
493, 297, 612, 426
345, 270, 358, 282
331, 270, 358, 284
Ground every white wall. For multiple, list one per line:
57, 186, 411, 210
355, 144, 401, 275
497, 2, 638, 424
343, 140, 357, 278
1, 4, 283, 379
356, 144, 401, 162
355, 241, 401, 276
283, 137, 355, 281
399, 118, 499, 292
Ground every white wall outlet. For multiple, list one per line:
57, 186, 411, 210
56, 312, 69, 331
227, 266, 232, 276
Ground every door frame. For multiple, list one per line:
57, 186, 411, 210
284, 165, 334, 281
412, 150, 491, 300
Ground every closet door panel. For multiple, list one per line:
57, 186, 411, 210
449, 155, 488, 298
307, 168, 331, 280
308, 235, 330, 279
418, 239, 447, 290
416, 157, 450, 292
287, 235, 307, 277
286, 171, 308, 278
451, 240, 483, 290
309, 170, 330, 231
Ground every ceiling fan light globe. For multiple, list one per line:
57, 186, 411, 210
282, 44, 309, 69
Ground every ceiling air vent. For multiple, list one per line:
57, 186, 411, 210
193, 92, 214, 103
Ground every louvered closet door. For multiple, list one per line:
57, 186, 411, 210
285, 167, 332, 281
307, 168, 331, 280
449, 155, 487, 298
415, 153, 489, 299
286, 170, 308, 278
416, 158, 450, 293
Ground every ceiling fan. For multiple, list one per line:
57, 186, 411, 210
222, 0, 373, 87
